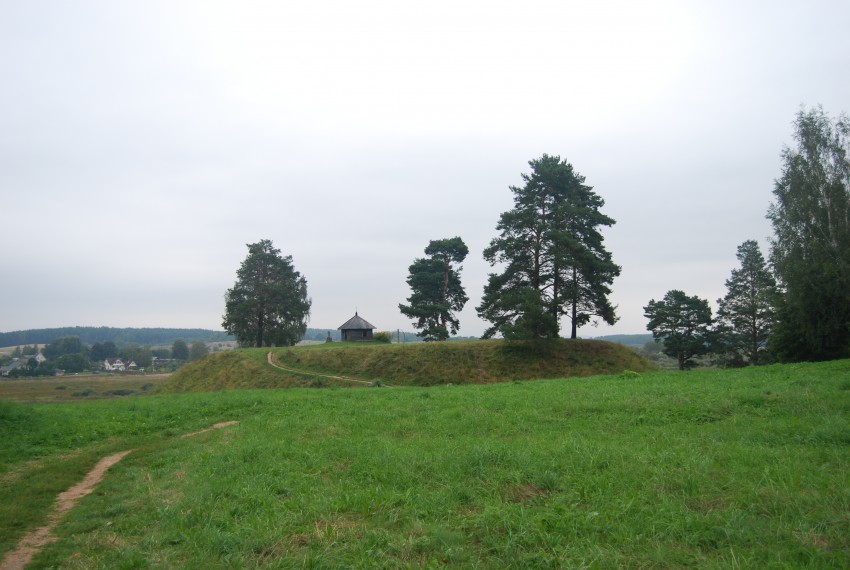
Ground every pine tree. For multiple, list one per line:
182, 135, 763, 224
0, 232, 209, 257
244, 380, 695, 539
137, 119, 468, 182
399, 237, 469, 341
644, 290, 713, 370
715, 240, 778, 365
222, 240, 311, 347
478, 154, 620, 339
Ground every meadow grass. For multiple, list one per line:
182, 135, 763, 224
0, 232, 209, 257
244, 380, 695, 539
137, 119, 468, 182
2, 360, 849, 568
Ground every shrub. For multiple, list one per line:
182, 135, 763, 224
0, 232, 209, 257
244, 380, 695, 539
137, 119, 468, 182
374, 331, 392, 344
104, 389, 135, 396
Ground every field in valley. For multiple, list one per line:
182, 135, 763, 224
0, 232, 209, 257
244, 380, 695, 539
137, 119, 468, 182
0, 373, 170, 403
1, 352, 849, 568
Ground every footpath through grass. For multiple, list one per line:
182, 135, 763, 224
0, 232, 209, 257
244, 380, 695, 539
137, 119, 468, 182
2, 360, 850, 568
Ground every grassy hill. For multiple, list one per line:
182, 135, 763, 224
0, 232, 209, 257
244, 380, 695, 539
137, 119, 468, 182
159, 339, 656, 392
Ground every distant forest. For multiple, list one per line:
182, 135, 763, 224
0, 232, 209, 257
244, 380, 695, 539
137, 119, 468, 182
0, 326, 640, 348
591, 334, 653, 348
0, 327, 234, 348
0, 326, 428, 347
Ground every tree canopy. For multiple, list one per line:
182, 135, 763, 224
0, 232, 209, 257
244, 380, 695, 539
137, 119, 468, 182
222, 240, 311, 347
171, 339, 189, 361
42, 336, 84, 360
767, 107, 850, 361
189, 341, 210, 362
644, 290, 713, 370
477, 154, 620, 339
398, 237, 469, 341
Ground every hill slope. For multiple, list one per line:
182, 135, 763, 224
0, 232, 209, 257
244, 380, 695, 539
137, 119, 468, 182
159, 339, 655, 392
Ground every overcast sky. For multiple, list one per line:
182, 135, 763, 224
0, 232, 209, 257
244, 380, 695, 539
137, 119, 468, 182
1, 0, 848, 339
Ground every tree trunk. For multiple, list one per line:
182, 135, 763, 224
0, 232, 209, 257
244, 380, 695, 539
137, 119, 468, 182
257, 310, 265, 347
440, 259, 449, 340
570, 266, 578, 339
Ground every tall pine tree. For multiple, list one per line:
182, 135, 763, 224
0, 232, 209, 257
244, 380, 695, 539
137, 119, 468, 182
714, 240, 778, 365
478, 155, 620, 339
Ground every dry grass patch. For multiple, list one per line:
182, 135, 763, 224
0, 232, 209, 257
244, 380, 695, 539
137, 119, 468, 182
503, 483, 552, 504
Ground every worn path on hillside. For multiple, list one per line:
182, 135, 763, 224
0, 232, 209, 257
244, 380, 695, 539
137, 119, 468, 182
1, 421, 238, 570
0, 451, 132, 570
266, 351, 392, 387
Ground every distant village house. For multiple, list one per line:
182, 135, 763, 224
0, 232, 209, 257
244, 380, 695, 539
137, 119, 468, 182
0, 354, 46, 376
103, 358, 137, 372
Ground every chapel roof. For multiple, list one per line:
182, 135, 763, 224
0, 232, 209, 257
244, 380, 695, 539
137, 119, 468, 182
337, 312, 376, 330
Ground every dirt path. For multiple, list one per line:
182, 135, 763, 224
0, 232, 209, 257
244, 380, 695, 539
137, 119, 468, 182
0, 450, 132, 570
266, 351, 392, 387
1, 421, 239, 570
181, 420, 240, 439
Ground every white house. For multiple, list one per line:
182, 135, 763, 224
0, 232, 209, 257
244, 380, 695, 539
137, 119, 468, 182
103, 358, 126, 372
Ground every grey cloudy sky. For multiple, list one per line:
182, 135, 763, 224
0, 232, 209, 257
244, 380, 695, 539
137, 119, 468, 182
1, 0, 848, 338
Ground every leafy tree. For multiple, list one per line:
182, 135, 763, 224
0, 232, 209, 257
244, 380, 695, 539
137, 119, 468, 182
90, 341, 118, 361
43, 337, 84, 360
478, 154, 620, 339
55, 353, 90, 373
644, 290, 713, 370
36, 361, 56, 376
188, 341, 209, 362
172, 339, 189, 361
767, 106, 850, 361
222, 240, 312, 347
120, 345, 153, 369
399, 237, 469, 341
714, 240, 778, 366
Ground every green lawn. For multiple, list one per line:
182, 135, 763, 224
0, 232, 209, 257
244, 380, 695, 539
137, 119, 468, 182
2, 360, 849, 568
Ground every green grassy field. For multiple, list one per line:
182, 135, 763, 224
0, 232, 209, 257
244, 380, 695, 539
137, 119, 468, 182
2, 359, 849, 568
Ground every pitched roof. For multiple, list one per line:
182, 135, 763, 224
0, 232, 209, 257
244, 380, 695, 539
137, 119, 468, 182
338, 312, 376, 330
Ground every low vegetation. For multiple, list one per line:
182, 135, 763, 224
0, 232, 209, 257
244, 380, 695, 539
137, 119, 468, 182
159, 339, 655, 393
1, 359, 848, 567
0, 374, 167, 403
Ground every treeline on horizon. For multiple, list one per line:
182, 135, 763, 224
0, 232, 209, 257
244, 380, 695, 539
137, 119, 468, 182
0, 327, 234, 348
0, 326, 634, 350
0, 327, 438, 348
